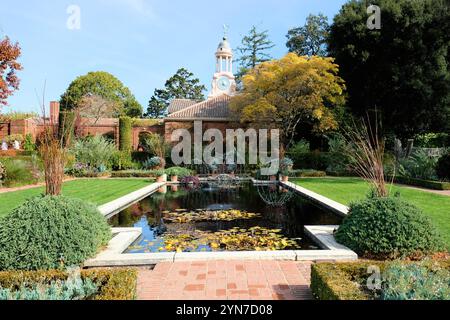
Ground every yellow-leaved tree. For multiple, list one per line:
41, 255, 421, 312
230, 53, 346, 148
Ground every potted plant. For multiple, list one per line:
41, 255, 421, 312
279, 157, 294, 182
154, 169, 167, 183
165, 166, 192, 183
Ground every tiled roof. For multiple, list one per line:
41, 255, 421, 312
166, 94, 231, 120
168, 99, 199, 114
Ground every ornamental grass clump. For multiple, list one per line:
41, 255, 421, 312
0, 196, 111, 271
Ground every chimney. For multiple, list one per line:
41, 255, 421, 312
49, 101, 60, 124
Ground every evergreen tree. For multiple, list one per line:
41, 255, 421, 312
234, 26, 275, 86
145, 68, 205, 118
328, 0, 450, 138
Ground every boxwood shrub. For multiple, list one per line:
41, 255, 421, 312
335, 196, 445, 259
0, 195, 111, 271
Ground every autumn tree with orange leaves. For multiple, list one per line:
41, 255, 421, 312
230, 53, 346, 149
0, 37, 22, 108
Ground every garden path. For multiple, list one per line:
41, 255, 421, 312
136, 260, 313, 300
398, 184, 450, 197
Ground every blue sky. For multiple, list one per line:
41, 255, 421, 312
1, 0, 348, 113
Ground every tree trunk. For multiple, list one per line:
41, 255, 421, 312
40, 140, 65, 196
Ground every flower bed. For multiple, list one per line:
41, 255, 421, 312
311, 259, 450, 300
0, 268, 137, 300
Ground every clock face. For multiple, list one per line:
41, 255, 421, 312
217, 76, 231, 91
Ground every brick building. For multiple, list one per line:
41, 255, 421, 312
0, 35, 239, 150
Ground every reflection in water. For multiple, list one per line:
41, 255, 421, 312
108, 183, 342, 252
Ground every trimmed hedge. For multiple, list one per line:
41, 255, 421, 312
119, 116, 132, 152
393, 175, 450, 190
111, 170, 158, 178
0, 268, 137, 300
311, 260, 450, 300
290, 169, 326, 177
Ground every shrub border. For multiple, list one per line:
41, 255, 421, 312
0, 268, 137, 300
111, 170, 157, 178
393, 176, 450, 190
311, 260, 450, 300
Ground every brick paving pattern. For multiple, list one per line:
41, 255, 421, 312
137, 260, 313, 300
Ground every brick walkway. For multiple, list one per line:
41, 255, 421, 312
137, 260, 313, 300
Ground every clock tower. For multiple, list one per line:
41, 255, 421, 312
209, 33, 236, 98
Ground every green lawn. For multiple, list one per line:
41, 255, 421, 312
0, 178, 153, 218
293, 177, 450, 248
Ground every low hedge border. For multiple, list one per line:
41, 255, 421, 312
311, 260, 450, 300
111, 170, 157, 178
289, 169, 327, 177
393, 176, 450, 190
0, 268, 137, 300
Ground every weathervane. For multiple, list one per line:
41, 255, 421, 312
223, 24, 229, 38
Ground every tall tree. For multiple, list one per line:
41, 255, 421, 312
286, 13, 329, 56
60, 71, 142, 118
328, 0, 450, 139
230, 53, 346, 148
0, 36, 22, 107
234, 26, 275, 84
145, 68, 205, 118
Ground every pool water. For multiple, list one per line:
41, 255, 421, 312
108, 183, 342, 253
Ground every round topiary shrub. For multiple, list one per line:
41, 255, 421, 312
0, 195, 111, 271
335, 196, 445, 259
436, 152, 450, 181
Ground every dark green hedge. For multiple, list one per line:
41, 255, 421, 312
311, 260, 450, 300
290, 169, 327, 177
0, 268, 137, 300
393, 176, 450, 190
119, 116, 132, 152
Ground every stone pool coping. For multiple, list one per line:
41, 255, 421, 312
98, 182, 165, 218
279, 180, 349, 217
83, 225, 357, 267
87, 179, 357, 267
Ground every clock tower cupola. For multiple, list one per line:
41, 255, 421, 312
209, 28, 236, 97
